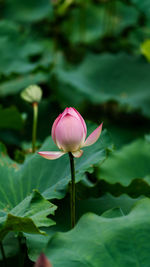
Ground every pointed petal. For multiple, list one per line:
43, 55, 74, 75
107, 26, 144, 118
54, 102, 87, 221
61, 107, 87, 137
61, 107, 79, 120
61, 107, 69, 118
83, 123, 103, 147
72, 150, 83, 158
38, 151, 65, 160
72, 108, 87, 137
51, 114, 62, 144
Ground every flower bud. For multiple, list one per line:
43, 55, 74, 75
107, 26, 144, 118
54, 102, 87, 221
52, 107, 87, 152
38, 107, 103, 159
34, 253, 52, 267
21, 84, 42, 103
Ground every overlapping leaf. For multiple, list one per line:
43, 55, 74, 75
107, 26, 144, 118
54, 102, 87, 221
26, 193, 140, 260
0, 143, 57, 240
0, 190, 56, 241
43, 198, 150, 267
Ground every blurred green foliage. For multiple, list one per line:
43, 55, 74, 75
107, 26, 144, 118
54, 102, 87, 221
1, 0, 150, 266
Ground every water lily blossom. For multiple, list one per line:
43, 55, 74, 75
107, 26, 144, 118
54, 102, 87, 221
38, 107, 103, 160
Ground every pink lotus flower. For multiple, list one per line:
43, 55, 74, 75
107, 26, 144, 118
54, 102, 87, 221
34, 253, 52, 267
38, 107, 102, 159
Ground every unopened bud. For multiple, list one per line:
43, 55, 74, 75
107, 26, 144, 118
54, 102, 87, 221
34, 253, 52, 267
21, 85, 42, 103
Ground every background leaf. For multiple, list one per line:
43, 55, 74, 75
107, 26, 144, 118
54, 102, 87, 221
0, 72, 49, 97
0, 106, 23, 130
98, 136, 150, 187
54, 53, 150, 117
3, 0, 53, 23
61, 1, 139, 45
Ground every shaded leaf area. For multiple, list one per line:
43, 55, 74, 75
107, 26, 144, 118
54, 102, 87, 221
77, 177, 150, 199
54, 53, 150, 117
0, 126, 112, 206
0, 0, 148, 102
0, 233, 19, 260
0, 105, 23, 130
84, 104, 150, 150
106, 122, 148, 149
98, 136, 150, 187
0, 189, 56, 241
0, 72, 49, 97
0, 21, 41, 75
131, 0, 150, 18
26, 193, 140, 260
61, 1, 139, 45
3, 0, 53, 23
42, 198, 150, 267
0, 20, 53, 97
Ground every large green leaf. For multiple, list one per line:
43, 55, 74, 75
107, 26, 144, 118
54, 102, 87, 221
98, 137, 150, 186
43, 198, 150, 267
54, 53, 150, 117
0, 190, 56, 241
0, 126, 112, 206
26, 193, 140, 260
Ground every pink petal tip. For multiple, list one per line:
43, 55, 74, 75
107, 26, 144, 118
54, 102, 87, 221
83, 123, 103, 147
34, 253, 52, 267
38, 151, 65, 160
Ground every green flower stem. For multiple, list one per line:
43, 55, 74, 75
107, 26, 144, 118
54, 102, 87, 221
0, 242, 7, 267
18, 234, 26, 267
69, 152, 76, 228
32, 102, 38, 153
